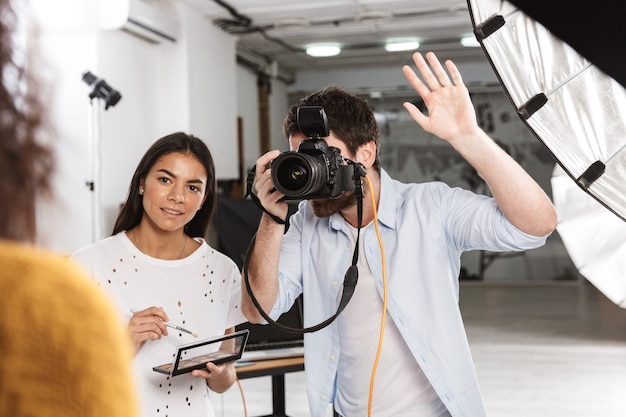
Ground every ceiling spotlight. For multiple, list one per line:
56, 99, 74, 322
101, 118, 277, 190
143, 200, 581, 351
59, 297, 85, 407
306, 44, 341, 57
385, 40, 420, 52
461, 35, 480, 47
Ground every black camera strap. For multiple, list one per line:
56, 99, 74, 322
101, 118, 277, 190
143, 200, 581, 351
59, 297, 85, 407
244, 165, 288, 226
242, 161, 365, 334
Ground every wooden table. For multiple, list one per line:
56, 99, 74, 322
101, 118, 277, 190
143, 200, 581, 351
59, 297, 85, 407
236, 355, 305, 417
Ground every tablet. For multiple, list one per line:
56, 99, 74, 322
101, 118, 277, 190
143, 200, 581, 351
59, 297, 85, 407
153, 329, 249, 376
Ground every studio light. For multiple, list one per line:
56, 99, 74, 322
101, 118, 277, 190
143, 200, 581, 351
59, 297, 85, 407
82, 71, 122, 110
306, 44, 341, 57
468, 0, 626, 308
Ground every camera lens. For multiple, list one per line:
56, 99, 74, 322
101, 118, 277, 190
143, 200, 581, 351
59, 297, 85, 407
288, 165, 308, 184
271, 152, 327, 198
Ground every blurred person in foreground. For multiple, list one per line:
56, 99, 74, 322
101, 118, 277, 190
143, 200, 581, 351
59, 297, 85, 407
243, 51, 557, 417
0, 0, 139, 416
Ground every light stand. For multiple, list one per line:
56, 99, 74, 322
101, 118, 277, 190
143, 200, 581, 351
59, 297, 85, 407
82, 71, 121, 242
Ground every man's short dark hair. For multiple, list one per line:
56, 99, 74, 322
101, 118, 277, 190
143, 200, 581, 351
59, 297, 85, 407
283, 86, 381, 172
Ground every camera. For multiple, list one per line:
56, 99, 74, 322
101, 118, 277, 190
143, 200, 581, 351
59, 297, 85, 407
271, 106, 356, 200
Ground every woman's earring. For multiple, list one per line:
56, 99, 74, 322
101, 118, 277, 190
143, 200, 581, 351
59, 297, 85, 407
139, 188, 144, 195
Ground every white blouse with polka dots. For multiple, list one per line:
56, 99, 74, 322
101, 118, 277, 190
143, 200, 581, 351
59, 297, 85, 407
71, 231, 246, 417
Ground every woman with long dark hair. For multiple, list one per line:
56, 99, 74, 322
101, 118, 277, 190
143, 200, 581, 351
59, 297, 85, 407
71, 131, 245, 417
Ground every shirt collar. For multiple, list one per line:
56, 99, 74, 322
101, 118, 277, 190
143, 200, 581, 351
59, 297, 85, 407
328, 168, 400, 231
374, 169, 400, 230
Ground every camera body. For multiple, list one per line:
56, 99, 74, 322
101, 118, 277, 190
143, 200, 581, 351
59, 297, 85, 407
271, 106, 355, 200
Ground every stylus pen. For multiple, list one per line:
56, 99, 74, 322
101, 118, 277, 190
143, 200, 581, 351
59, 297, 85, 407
130, 309, 198, 337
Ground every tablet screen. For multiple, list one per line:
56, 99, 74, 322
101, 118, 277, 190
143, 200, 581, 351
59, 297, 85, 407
153, 329, 249, 376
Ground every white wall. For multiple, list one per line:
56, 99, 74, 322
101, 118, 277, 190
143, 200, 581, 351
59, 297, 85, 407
269, 77, 290, 153
183, 6, 238, 176
237, 66, 260, 175
35, 33, 100, 255
236, 65, 290, 178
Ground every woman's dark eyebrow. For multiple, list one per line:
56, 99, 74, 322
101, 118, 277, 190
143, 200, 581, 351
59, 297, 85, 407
156, 168, 206, 185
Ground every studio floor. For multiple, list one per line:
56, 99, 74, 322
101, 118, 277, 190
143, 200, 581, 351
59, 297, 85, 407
213, 281, 626, 417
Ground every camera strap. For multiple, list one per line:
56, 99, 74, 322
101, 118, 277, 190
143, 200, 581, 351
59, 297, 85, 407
244, 165, 288, 226
242, 161, 366, 334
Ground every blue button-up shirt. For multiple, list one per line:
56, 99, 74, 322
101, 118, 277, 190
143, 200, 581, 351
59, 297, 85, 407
268, 169, 548, 417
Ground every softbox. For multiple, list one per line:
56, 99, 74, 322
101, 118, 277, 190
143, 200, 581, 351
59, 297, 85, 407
467, 0, 626, 306
551, 164, 626, 308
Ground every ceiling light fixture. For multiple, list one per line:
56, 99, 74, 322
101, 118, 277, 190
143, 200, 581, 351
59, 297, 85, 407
273, 18, 311, 28
461, 35, 480, 47
385, 39, 420, 52
306, 44, 341, 57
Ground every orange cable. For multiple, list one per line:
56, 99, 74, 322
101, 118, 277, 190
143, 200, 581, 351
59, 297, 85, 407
235, 376, 248, 417
365, 173, 387, 417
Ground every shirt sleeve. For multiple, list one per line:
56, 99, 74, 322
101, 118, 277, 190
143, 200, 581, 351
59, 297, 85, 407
434, 183, 549, 252
270, 200, 308, 319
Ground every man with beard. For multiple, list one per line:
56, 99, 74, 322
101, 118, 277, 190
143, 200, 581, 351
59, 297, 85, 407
242, 51, 557, 417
